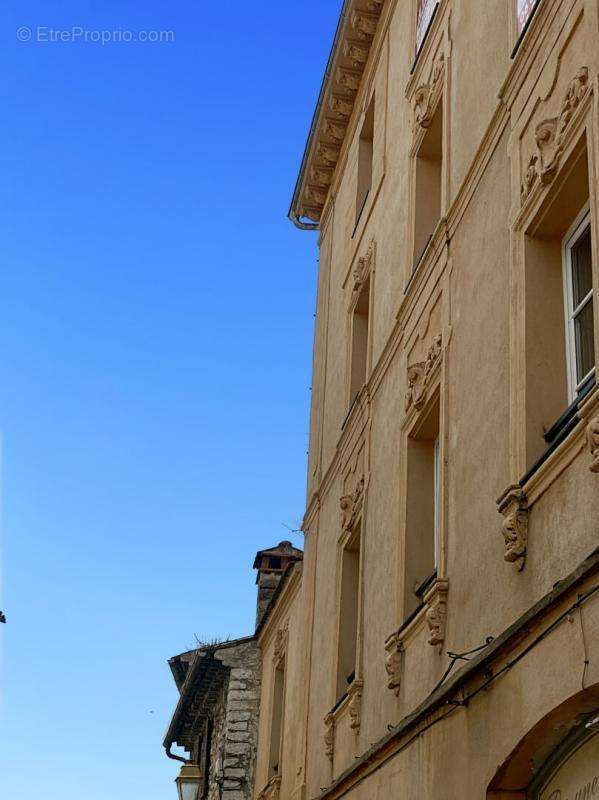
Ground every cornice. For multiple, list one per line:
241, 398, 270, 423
289, 0, 388, 229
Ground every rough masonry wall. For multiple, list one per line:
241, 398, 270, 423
211, 641, 261, 800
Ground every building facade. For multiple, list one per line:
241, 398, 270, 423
254, 1, 599, 800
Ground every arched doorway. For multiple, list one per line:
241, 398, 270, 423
488, 686, 599, 798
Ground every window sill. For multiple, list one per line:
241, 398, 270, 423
521, 381, 598, 507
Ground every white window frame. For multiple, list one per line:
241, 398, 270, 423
562, 202, 595, 402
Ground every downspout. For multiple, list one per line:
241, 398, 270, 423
288, 0, 354, 231
165, 743, 188, 764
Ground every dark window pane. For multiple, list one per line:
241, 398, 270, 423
572, 225, 592, 307
574, 299, 595, 385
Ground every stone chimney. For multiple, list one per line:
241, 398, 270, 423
253, 541, 303, 628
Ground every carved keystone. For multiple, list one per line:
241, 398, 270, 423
497, 485, 529, 572
424, 579, 449, 647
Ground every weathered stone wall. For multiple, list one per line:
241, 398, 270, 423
208, 640, 261, 800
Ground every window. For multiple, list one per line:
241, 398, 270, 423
413, 101, 443, 270
356, 96, 375, 227
404, 396, 440, 618
268, 659, 285, 778
416, 0, 439, 54
349, 275, 371, 404
517, 0, 539, 35
337, 525, 361, 699
523, 138, 595, 470
563, 206, 595, 402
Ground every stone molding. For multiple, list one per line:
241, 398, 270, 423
273, 622, 289, 667
414, 53, 445, 130
340, 474, 365, 534
294, 0, 386, 224
497, 485, 529, 572
587, 417, 599, 473
384, 632, 404, 696
348, 679, 364, 733
257, 775, 282, 800
424, 579, 449, 647
405, 333, 442, 412
323, 713, 335, 761
352, 240, 376, 294
520, 66, 589, 204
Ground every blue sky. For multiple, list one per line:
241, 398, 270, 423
0, 2, 339, 797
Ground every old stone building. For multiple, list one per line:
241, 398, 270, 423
163, 541, 302, 800
252, 1, 599, 800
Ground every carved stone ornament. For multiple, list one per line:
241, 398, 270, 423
350, 9, 379, 39
587, 417, 599, 473
273, 622, 289, 665
521, 67, 589, 203
347, 679, 364, 733
414, 54, 445, 129
497, 486, 529, 571
324, 713, 335, 761
258, 775, 282, 800
343, 39, 370, 68
405, 333, 442, 412
520, 153, 538, 203
329, 94, 354, 119
384, 632, 404, 696
352, 240, 375, 293
340, 475, 365, 533
336, 66, 361, 93
424, 579, 449, 647
296, 0, 385, 224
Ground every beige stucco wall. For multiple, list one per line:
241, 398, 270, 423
256, 1, 599, 799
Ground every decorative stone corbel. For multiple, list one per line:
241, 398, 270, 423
343, 39, 370, 68
324, 713, 335, 761
350, 9, 379, 39
317, 142, 340, 166
348, 679, 364, 733
352, 240, 375, 293
424, 579, 449, 647
340, 475, 365, 533
273, 622, 289, 666
414, 54, 445, 129
258, 776, 282, 800
405, 333, 442, 412
521, 67, 589, 204
384, 632, 403, 696
497, 486, 529, 571
586, 417, 599, 473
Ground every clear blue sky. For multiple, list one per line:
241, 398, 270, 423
0, 3, 339, 797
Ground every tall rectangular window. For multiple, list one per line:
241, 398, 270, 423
416, 0, 439, 54
268, 660, 285, 778
356, 97, 375, 227
564, 207, 595, 401
349, 276, 371, 404
337, 526, 361, 699
523, 139, 595, 470
413, 101, 443, 270
405, 397, 440, 618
